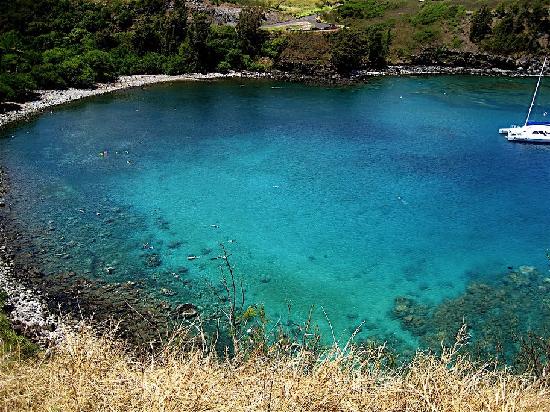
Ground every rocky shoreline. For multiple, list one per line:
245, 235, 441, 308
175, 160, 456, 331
1, 63, 545, 130
359, 65, 521, 77
0, 241, 63, 345
0, 169, 63, 345
0, 166, 181, 348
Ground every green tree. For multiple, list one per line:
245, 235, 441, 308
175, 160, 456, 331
367, 28, 389, 67
83, 50, 117, 82
138, 52, 167, 74
485, 11, 536, 53
331, 28, 367, 74
236, 7, 265, 56
470, 5, 492, 43
188, 13, 211, 72
161, 0, 187, 54
207, 25, 240, 69
0, 31, 33, 73
60, 56, 95, 87
31, 63, 67, 89
132, 18, 162, 54
42, 47, 75, 65
0, 73, 36, 102
527, 0, 550, 36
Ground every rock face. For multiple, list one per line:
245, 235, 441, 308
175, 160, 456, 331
407, 49, 546, 75
185, 0, 283, 25
410, 49, 517, 69
176, 303, 198, 319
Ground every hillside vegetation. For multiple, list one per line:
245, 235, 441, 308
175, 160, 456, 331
0, 0, 548, 106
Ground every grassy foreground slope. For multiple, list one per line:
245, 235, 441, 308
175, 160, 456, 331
1, 326, 549, 411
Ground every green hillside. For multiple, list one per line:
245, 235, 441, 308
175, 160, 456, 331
0, 0, 548, 105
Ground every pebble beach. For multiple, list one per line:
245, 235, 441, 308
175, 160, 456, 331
0, 166, 63, 344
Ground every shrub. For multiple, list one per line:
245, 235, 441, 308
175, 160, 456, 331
83, 50, 117, 82
216, 60, 232, 73
163, 54, 190, 75
82, 50, 117, 82
331, 28, 367, 73
0, 292, 39, 358
207, 25, 240, 68
0, 73, 36, 102
413, 27, 440, 44
411, 2, 462, 27
338, 0, 389, 20
60, 56, 95, 88
483, 14, 537, 53
261, 35, 287, 59
470, 5, 493, 43
136, 52, 167, 74
0, 80, 14, 103
31, 63, 67, 89
42, 47, 76, 65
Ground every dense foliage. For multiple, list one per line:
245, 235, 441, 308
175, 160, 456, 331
330, 0, 549, 59
331, 26, 390, 73
0, 0, 273, 103
469, 0, 550, 54
0, 0, 549, 105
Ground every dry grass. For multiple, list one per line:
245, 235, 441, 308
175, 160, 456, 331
0, 324, 549, 412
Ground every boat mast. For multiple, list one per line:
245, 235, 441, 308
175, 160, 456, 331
525, 57, 547, 126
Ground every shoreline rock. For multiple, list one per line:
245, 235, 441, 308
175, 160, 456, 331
0, 260, 63, 344
0, 167, 63, 345
0, 65, 544, 130
0, 167, 189, 348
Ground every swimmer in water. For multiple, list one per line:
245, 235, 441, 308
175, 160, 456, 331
397, 195, 408, 205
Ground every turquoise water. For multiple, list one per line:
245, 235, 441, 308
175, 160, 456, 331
1, 76, 550, 349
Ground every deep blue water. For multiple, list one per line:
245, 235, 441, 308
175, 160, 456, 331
1, 76, 550, 348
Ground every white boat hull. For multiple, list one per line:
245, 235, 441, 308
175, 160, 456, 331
500, 124, 550, 143
499, 57, 548, 143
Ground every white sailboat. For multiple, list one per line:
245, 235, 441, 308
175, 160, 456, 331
499, 57, 550, 143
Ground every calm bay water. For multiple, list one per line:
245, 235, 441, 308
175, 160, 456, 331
1, 76, 550, 350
